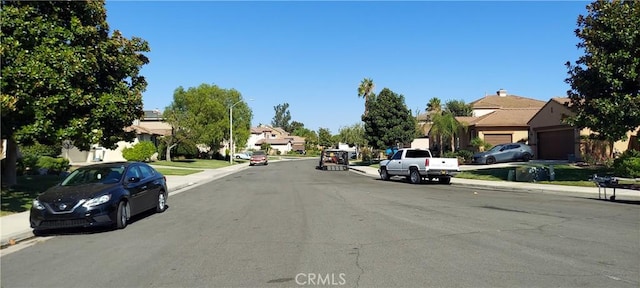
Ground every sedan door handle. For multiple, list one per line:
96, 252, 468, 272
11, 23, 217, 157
141, 186, 147, 190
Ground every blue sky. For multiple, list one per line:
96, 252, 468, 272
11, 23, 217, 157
105, 1, 590, 134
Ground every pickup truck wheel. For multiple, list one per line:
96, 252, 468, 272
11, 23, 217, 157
438, 177, 451, 184
380, 168, 390, 181
486, 157, 496, 165
409, 169, 421, 184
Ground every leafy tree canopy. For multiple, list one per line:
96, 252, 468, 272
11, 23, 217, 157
1, 0, 150, 150
362, 88, 417, 149
164, 84, 252, 158
444, 100, 473, 117
337, 123, 366, 148
565, 0, 640, 148
317, 127, 334, 148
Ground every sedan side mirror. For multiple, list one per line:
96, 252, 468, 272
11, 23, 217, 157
128, 177, 141, 183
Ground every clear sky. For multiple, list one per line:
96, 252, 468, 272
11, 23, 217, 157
105, 0, 590, 134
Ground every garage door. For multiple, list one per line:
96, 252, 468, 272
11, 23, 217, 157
484, 134, 513, 146
537, 130, 575, 160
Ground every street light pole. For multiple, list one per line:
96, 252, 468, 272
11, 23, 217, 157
229, 98, 253, 164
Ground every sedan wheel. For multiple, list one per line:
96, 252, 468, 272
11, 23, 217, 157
522, 153, 531, 162
156, 192, 167, 213
116, 201, 129, 229
486, 157, 496, 165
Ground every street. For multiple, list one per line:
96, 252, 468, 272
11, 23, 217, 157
1, 159, 638, 287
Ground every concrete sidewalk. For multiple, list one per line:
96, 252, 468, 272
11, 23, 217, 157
349, 165, 640, 200
1, 162, 252, 249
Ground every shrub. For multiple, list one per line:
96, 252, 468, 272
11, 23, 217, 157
18, 142, 62, 175
360, 147, 373, 162
122, 141, 157, 162
456, 150, 474, 164
157, 141, 168, 160
174, 142, 198, 159
36, 156, 70, 174
470, 137, 493, 152
613, 149, 640, 178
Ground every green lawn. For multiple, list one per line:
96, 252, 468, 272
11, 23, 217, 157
155, 168, 204, 176
1, 175, 64, 216
454, 164, 613, 187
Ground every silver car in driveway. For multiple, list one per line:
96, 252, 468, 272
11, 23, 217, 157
472, 143, 533, 164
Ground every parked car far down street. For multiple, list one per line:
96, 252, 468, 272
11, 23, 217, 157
472, 143, 534, 165
30, 162, 168, 233
234, 151, 252, 160
249, 150, 268, 166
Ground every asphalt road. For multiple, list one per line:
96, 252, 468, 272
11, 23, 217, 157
1, 159, 638, 288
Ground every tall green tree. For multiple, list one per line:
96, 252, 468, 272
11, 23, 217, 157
358, 78, 375, 116
362, 88, 417, 149
290, 121, 305, 133
317, 128, 334, 148
164, 84, 252, 160
337, 123, 366, 148
1, 1, 149, 185
444, 99, 473, 117
565, 0, 640, 157
272, 103, 292, 132
292, 127, 318, 151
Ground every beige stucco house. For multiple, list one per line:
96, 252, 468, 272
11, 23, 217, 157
528, 97, 639, 160
456, 89, 546, 150
64, 110, 172, 163
247, 125, 306, 155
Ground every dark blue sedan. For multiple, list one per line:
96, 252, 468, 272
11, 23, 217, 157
30, 162, 168, 232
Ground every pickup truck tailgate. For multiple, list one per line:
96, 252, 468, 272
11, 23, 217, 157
427, 158, 459, 171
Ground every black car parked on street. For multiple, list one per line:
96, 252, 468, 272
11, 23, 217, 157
30, 162, 168, 232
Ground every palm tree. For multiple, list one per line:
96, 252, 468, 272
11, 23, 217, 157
358, 78, 375, 116
430, 112, 466, 153
425, 97, 442, 121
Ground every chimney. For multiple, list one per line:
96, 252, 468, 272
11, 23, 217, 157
497, 89, 507, 97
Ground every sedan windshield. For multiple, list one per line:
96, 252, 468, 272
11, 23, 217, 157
61, 166, 125, 186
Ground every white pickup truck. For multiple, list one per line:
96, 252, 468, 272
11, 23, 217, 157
378, 148, 460, 184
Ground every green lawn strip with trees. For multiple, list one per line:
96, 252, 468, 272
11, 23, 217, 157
150, 159, 235, 169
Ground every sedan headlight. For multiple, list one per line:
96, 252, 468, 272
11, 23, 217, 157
82, 194, 111, 208
32, 199, 45, 210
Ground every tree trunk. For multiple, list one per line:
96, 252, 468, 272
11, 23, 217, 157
2, 138, 18, 186
165, 145, 172, 161
451, 136, 456, 153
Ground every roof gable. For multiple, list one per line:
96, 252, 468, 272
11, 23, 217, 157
464, 108, 540, 127
471, 95, 546, 109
